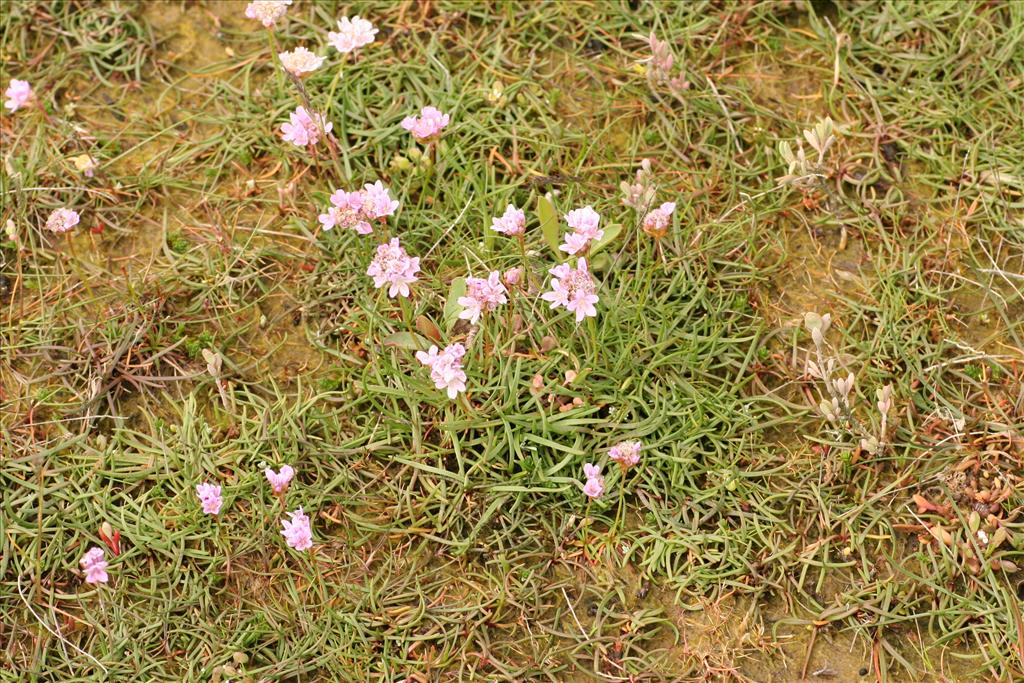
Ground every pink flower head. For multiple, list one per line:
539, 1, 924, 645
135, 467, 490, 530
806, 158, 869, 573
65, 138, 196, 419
265, 465, 295, 494
401, 106, 450, 142
582, 463, 605, 499
281, 507, 313, 551
79, 546, 109, 585
196, 482, 223, 515
609, 440, 642, 468
416, 343, 468, 399
642, 202, 676, 238
503, 267, 523, 287
279, 47, 324, 77
560, 206, 603, 255
491, 204, 526, 236
245, 0, 292, 28
458, 271, 508, 325
319, 189, 372, 234
4, 79, 33, 112
361, 181, 399, 220
367, 238, 420, 298
280, 106, 332, 147
45, 208, 80, 234
328, 15, 378, 54
541, 258, 599, 323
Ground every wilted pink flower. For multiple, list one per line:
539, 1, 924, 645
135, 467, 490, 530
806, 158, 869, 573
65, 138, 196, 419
458, 271, 508, 325
45, 208, 80, 234
361, 181, 399, 220
196, 482, 223, 515
503, 267, 523, 287
72, 154, 98, 178
281, 507, 313, 550
416, 343, 467, 399
560, 206, 603, 255
279, 47, 324, 77
265, 465, 295, 494
367, 238, 420, 298
648, 33, 674, 76
4, 79, 32, 112
79, 547, 109, 585
319, 189, 372, 234
280, 106, 332, 147
541, 258, 599, 323
328, 15, 378, 54
245, 0, 292, 28
609, 440, 642, 468
491, 204, 525, 236
582, 463, 604, 499
642, 202, 676, 238
401, 106, 450, 142
621, 159, 656, 211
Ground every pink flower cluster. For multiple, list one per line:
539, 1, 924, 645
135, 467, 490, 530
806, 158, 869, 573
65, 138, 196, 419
280, 106, 333, 147
541, 258, 599, 323
265, 465, 295, 494
491, 204, 526, 236
642, 202, 676, 237
45, 208, 80, 234
560, 206, 603, 255
281, 507, 313, 550
609, 440, 642, 468
328, 16, 378, 54
401, 106, 450, 142
416, 343, 467, 399
4, 79, 32, 112
458, 272, 508, 325
318, 181, 398, 234
367, 238, 420, 298
196, 482, 223, 515
279, 47, 324, 77
79, 547, 109, 585
582, 463, 605, 499
245, 0, 292, 28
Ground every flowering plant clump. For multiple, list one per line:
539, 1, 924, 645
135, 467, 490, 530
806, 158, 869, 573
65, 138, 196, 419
265, 465, 295, 494
458, 272, 508, 325
582, 463, 605, 499
244, 0, 292, 28
367, 238, 420, 298
609, 440, 642, 468
641, 202, 676, 238
45, 208, 80, 234
401, 106, 450, 142
328, 16, 378, 54
196, 482, 223, 515
281, 507, 313, 550
280, 106, 332, 147
541, 258, 599, 323
4, 79, 33, 111
560, 206, 603, 255
279, 47, 324, 77
79, 547, 109, 585
491, 204, 526, 236
416, 343, 467, 399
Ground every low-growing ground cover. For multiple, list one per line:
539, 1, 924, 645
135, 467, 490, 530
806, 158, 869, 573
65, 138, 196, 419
2, 1, 1022, 681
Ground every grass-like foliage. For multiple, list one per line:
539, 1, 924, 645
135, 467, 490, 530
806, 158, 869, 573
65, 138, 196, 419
2, 1, 1022, 680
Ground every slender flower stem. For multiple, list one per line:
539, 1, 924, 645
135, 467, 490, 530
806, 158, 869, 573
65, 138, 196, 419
399, 295, 423, 351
